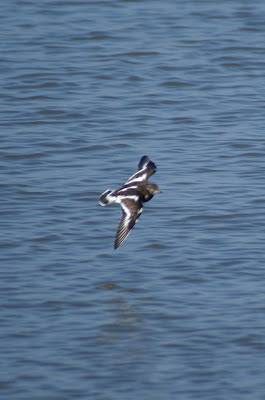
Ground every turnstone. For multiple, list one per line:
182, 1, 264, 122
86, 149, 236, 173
99, 156, 159, 249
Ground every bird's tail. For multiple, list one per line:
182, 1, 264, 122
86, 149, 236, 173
99, 189, 114, 206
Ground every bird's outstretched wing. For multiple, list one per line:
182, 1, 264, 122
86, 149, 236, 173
114, 199, 142, 249
125, 155, 156, 185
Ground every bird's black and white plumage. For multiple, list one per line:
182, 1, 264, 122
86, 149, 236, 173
99, 156, 159, 249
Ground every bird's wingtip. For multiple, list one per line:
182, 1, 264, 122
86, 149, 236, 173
138, 155, 156, 172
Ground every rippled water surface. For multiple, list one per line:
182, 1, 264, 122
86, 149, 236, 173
1, 1, 265, 399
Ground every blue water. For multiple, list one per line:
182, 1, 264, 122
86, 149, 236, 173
1, 1, 265, 399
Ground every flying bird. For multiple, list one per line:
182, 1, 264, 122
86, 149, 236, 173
99, 156, 159, 249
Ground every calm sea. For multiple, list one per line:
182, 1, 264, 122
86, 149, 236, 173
1, 1, 265, 399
